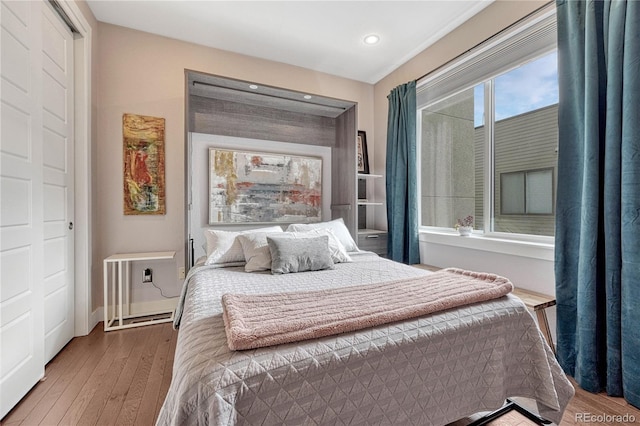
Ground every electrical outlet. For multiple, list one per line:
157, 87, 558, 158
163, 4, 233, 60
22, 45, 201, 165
178, 266, 185, 280
142, 268, 153, 283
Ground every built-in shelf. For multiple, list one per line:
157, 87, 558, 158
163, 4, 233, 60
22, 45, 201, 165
356, 174, 384, 207
355, 172, 386, 255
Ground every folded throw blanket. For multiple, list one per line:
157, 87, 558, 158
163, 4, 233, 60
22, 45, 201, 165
222, 268, 514, 350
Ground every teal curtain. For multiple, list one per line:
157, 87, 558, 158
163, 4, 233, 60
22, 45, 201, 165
555, 0, 640, 408
386, 81, 420, 264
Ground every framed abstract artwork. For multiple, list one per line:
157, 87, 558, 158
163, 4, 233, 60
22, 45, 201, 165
209, 148, 322, 224
357, 130, 370, 174
123, 113, 166, 215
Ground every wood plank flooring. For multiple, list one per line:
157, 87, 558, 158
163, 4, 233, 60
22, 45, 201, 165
1, 323, 177, 426
2, 322, 639, 425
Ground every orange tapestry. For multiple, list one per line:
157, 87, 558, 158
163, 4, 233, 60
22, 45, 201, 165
123, 113, 166, 215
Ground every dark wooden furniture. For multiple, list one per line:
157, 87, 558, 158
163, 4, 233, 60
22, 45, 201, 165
357, 229, 388, 256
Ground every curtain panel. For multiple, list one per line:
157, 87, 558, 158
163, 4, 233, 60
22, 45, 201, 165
555, 0, 640, 408
386, 81, 420, 264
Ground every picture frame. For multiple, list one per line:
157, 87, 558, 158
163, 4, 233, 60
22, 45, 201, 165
123, 113, 166, 215
208, 148, 322, 224
357, 130, 370, 174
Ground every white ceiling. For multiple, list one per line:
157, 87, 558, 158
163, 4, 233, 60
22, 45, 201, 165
86, 1, 493, 84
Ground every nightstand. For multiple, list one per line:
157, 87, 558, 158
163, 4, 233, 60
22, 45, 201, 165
357, 229, 388, 256
103, 251, 176, 331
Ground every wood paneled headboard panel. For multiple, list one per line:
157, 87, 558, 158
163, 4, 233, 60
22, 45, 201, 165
185, 71, 358, 268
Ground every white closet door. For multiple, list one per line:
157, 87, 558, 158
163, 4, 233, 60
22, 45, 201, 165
0, 0, 75, 417
41, 2, 74, 363
0, 0, 46, 418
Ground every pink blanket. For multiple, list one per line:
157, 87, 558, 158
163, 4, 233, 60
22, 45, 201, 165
222, 268, 513, 350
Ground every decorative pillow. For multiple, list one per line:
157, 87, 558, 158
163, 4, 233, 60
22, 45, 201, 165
204, 226, 283, 265
237, 232, 284, 272
267, 235, 335, 274
274, 229, 352, 263
286, 218, 359, 252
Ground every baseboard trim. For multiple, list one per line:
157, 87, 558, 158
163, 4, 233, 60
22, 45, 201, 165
129, 299, 178, 316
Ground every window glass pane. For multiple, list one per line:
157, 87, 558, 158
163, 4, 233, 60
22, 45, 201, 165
474, 85, 484, 127
526, 169, 553, 214
494, 53, 558, 120
474, 85, 484, 230
501, 172, 525, 214
493, 52, 558, 236
420, 85, 484, 230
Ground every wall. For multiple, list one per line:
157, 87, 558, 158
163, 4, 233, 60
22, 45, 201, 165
95, 23, 374, 311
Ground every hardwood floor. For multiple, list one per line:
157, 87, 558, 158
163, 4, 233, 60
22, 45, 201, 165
2, 323, 639, 425
1, 322, 177, 426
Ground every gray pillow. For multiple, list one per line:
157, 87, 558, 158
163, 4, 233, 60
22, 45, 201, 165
267, 235, 335, 274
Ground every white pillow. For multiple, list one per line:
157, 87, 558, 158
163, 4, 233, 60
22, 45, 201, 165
286, 218, 358, 252
267, 235, 335, 274
237, 232, 284, 272
204, 226, 283, 265
274, 229, 352, 263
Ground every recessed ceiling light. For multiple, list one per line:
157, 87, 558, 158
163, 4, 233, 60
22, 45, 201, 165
304, 95, 312, 100
249, 84, 259, 90
364, 34, 380, 45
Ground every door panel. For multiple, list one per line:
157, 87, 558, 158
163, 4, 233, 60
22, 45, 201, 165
1, 1, 76, 416
0, 0, 46, 418
41, 2, 74, 363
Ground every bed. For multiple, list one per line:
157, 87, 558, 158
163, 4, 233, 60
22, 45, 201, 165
156, 248, 573, 425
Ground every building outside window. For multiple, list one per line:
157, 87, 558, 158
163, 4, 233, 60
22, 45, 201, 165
500, 168, 554, 216
417, 9, 558, 238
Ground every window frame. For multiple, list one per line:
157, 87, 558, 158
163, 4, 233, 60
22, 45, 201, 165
416, 4, 557, 245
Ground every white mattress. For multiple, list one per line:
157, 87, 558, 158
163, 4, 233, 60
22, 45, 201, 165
157, 252, 573, 425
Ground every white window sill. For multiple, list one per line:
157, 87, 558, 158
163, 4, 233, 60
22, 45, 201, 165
419, 228, 554, 261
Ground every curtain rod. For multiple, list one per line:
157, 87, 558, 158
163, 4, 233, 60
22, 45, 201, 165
415, 1, 554, 84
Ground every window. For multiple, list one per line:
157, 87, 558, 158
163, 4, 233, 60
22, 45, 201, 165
417, 6, 557, 237
500, 169, 554, 215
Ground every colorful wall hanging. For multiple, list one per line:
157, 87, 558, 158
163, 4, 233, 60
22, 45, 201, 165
123, 113, 166, 215
209, 148, 322, 224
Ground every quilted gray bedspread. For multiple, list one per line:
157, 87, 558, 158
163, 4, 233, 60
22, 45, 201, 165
157, 252, 574, 426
